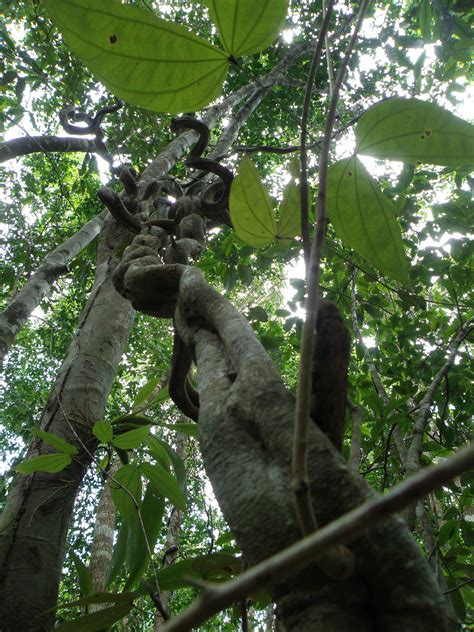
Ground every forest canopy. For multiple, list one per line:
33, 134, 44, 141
0, 1, 473, 630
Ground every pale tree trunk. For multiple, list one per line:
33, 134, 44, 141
154, 432, 188, 629
88, 459, 120, 612
0, 43, 306, 630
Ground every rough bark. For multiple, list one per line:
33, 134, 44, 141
0, 135, 96, 163
0, 210, 106, 365
172, 267, 448, 631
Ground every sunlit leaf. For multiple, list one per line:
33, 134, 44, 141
356, 98, 474, 167
230, 156, 277, 247
92, 420, 113, 444
53, 603, 132, 631
163, 422, 198, 438
15, 453, 72, 474
133, 375, 162, 408
278, 180, 303, 239
147, 435, 172, 468
43, 0, 229, 113
327, 157, 410, 284
204, 0, 289, 57
141, 462, 186, 511
110, 464, 142, 523
112, 425, 150, 450
33, 430, 78, 455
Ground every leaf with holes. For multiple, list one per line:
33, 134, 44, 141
230, 156, 277, 248
204, 0, 289, 57
327, 157, 410, 284
15, 453, 72, 474
355, 98, 474, 167
44, 0, 229, 113
110, 464, 142, 523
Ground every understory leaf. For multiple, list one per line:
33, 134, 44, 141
141, 462, 186, 511
327, 156, 410, 284
44, 0, 229, 113
355, 98, 474, 167
53, 603, 133, 631
112, 425, 150, 450
71, 552, 93, 598
278, 180, 302, 239
155, 552, 240, 590
110, 464, 142, 523
204, 0, 289, 57
133, 375, 162, 407
15, 453, 72, 474
33, 430, 78, 455
92, 420, 113, 443
230, 156, 277, 247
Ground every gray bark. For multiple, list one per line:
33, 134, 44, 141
0, 210, 106, 365
0, 135, 96, 163
0, 39, 332, 630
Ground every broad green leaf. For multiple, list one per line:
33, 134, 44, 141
124, 483, 165, 589
133, 376, 162, 408
155, 553, 240, 590
15, 453, 72, 474
163, 422, 198, 438
418, 0, 432, 41
53, 603, 132, 631
113, 425, 150, 450
355, 98, 474, 167
327, 157, 410, 284
43, 0, 229, 113
141, 462, 186, 511
107, 522, 129, 587
92, 420, 113, 443
147, 435, 172, 469
33, 430, 78, 456
230, 156, 277, 247
204, 0, 289, 57
71, 553, 93, 598
110, 464, 142, 523
159, 441, 187, 492
150, 384, 170, 406
56, 591, 140, 609
278, 180, 302, 239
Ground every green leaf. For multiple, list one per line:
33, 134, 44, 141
124, 483, 165, 589
15, 453, 72, 474
141, 462, 186, 511
147, 435, 172, 469
230, 156, 277, 247
33, 430, 78, 456
110, 465, 142, 523
150, 385, 169, 406
107, 522, 129, 587
163, 423, 198, 438
204, 0, 289, 57
71, 552, 93, 598
92, 420, 113, 443
43, 0, 229, 113
53, 603, 132, 631
355, 98, 474, 167
113, 425, 150, 450
56, 591, 140, 609
418, 0, 432, 41
158, 441, 187, 492
133, 375, 162, 408
278, 180, 302, 239
155, 553, 240, 590
327, 157, 410, 284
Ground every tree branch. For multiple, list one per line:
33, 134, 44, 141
0, 135, 97, 163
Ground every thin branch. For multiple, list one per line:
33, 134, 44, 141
322, 0, 336, 98
160, 443, 474, 632
443, 578, 474, 595
405, 316, 474, 478
292, 0, 371, 537
300, 0, 336, 265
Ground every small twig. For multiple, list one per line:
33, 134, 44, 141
160, 444, 474, 632
443, 578, 474, 595
300, 0, 336, 266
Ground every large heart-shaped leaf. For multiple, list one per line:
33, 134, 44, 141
204, 0, 289, 57
355, 98, 474, 167
110, 464, 142, 523
230, 156, 277, 247
278, 180, 307, 239
44, 0, 229, 113
327, 157, 410, 284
